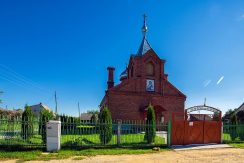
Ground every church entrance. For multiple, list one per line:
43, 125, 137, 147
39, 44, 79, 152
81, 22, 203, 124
142, 105, 166, 123
171, 105, 222, 145
154, 105, 166, 124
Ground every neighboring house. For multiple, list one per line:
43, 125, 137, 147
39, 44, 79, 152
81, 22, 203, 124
222, 103, 244, 124
0, 108, 23, 117
30, 103, 52, 116
99, 16, 186, 123
235, 103, 244, 123
80, 113, 93, 121
236, 103, 244, 113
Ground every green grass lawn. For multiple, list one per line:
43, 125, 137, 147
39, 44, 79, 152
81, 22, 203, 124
0, 133, 165, 147
0, 148, 169, 162
61, 134, 165, 146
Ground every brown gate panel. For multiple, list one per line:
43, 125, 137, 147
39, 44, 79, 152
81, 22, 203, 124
203, 121, 221, 144
171, 111, 222, 145
184, 121, 204, 144
171, 112, 185, 145
171, 120, 185, 145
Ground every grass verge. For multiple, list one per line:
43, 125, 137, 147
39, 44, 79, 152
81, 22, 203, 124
229, 143, 244, 148
0, 147, 169, 162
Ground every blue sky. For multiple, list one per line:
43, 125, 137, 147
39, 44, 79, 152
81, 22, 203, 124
0, 0, 244, 115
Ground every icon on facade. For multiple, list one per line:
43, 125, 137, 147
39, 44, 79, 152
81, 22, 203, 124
146, 79, 154, 91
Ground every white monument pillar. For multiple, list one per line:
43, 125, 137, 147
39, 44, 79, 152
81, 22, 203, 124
46, 120, 61, 152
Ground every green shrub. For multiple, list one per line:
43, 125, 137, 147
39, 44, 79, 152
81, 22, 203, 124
230, 113, 238, 141
39, 109, 55, 144
21, 105, 34, 140
99, 107, 112, 145
144, 104, 156, 144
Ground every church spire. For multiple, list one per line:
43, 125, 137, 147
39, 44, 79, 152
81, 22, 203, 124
141, 14, 148, 36
137, 14, 152, 56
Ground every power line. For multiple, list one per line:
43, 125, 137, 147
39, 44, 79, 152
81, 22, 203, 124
0, 64, 52, 97
0, 64, 52, 93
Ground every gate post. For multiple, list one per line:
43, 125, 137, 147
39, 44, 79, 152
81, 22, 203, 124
46, 120, 61, 152
117, 119, 122, 146
167, 120, 172, 147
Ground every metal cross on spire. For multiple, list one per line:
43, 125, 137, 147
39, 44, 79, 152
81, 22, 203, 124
141, 14, 148, 36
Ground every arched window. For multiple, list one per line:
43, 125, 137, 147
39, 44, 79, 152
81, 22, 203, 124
131, 66, 134, 77
146, 62, 154, 76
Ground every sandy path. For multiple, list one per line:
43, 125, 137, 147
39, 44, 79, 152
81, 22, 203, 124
3, 148, 244, 163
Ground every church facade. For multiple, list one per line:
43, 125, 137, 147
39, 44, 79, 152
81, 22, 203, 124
100, 16, 186, 123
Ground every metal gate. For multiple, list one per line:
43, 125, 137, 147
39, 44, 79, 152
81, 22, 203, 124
171, 105, 222, 145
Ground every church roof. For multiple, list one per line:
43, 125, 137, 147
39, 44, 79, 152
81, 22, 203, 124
136, 14, 152, 56
137, 36, 152, 56
120, 69, 127, 77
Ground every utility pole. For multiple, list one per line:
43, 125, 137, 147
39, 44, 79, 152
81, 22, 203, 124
78, 102, 81, 120
55, 91, 58, 119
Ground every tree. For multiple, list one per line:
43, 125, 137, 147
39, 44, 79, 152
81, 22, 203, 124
213, 112, 220, 121
21, 105, 34, 140
91, 113, 99, 124
87, 109, 99, 114
39, 108, 55, 143
230, 113, 238, 141
144, 104, 156, 144
99, 107, 112, 145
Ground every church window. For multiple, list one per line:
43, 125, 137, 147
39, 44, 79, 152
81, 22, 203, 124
146, 62, 154, 76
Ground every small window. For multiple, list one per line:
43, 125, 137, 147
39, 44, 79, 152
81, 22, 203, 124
146, 62, 154, 76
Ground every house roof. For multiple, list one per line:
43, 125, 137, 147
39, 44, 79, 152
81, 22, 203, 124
235, 103, 244, 114
80, 113, 93, 120
30, 103, 52, 112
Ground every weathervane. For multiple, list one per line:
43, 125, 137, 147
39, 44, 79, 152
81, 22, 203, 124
142, 14, 148, 36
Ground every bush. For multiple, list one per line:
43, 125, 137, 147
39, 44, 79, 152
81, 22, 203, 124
21, 105, 34, 140
39, 109, 55, 144
144, 104, 156, 144
230, 113, 238, 141
99, 107, 112, 145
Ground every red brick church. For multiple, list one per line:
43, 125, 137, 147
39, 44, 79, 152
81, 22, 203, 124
100, 15, 186, 123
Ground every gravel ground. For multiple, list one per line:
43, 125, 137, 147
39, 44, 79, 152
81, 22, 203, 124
3, 148, 244, 163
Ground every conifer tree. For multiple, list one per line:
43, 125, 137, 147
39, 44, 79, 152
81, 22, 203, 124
21, 105, 34, 140
99, 107, 112, 144
144, 104, 156, 144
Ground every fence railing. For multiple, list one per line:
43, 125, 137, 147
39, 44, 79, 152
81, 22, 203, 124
0, 117, 168, 148
61, 120, 168, 147
4, 117, 244, 147
223, 124, 244, 143
0, 117, 45, 147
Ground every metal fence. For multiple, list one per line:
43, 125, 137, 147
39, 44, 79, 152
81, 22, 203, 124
61, 120, 168, 147
4, 117, 244, 147
223, 124, 244, 143
0, 117, 168, 148
0, 116, 45, 147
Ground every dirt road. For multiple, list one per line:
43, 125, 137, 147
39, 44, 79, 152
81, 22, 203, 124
3, 148, 244, 163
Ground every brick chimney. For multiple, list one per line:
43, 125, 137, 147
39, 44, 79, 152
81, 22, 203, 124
107, 67, 115, 89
